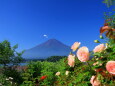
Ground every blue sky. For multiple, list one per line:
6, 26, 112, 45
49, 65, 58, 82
0, 0, 109, 51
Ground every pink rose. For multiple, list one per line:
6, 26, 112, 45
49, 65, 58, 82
68, 54, 75, 67
106, 61, 115, 75
71, 42, 81, 51
93, 44, 105, 53
90, 75, 101, 86
76, 47, 89, 62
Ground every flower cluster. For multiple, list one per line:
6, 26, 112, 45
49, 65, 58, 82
67, 23, 115, 85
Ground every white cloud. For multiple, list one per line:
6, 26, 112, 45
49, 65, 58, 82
43, 34, 48, 38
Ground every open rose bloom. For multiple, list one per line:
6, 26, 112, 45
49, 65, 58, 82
71, 42, 81, 51
93, 44, 105, 53
90, 75, 101, 86
76, 47, 89, 62
106, 61, 115, 75
68, 54, 75, 67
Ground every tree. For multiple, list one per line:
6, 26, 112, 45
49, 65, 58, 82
0, 40, 24, 85
0, 40, 24, 67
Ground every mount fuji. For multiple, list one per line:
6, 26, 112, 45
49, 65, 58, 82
22, 39, 71, 59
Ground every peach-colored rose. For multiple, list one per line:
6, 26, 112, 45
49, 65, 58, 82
76, 47, 89, 62
68, 54, 75, 67
71, 42, 81, 51
100, 26, 110, 35
93, 44, 105, 53
90, 75, 101, 86
106, 61, 115, 75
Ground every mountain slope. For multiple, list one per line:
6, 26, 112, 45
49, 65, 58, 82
22, 39, 71, 59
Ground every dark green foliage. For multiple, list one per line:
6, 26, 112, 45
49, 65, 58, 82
0, 40, 14, 65
0, 40, 24, 85
0, 40, 24, 66
46, 56, 67, 62
22, 58, 68, 86
0, 74, 13, 86
3, 67, 23, 84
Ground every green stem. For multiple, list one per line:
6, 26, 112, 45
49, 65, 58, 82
87, 62, 92, 71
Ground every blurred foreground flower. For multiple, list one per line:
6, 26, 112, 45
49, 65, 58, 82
93, 62, 99, 66
6, 77, 13, 81
90, 75, 101, 86
94, 40, 100, 43
106, 61, 115, 75
68, 54, 75, 67
10, 81, 12, 85
6, 78, 9, 80
55, 72, 60, 76
100, 25, 115, 39
100, 25, 110, 34
99, 35, 104, 39
9, 77, 13, 80
105, 43, 108, 49
71, 42, 81, 51
65, 71, 69, 75
76, 47, 89, 62
40, 75, 47, 80
93, 44, 105, 53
